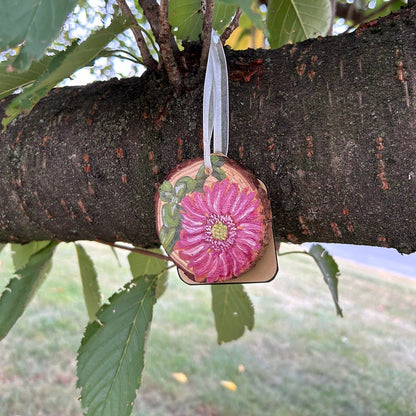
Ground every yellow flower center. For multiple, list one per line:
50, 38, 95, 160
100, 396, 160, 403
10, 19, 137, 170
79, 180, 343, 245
211, 222, 228, 241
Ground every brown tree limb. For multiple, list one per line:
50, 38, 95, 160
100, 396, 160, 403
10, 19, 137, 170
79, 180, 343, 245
220, 8, 242, 45
138, 0, 161, 42
139, 0, 181, 91
1, 5, 416, 254
158, 0, 182, 92
116, 0, 158, 70
199, 0, 215, 75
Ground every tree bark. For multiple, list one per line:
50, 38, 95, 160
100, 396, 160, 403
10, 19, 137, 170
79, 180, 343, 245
1, 6, 416, 253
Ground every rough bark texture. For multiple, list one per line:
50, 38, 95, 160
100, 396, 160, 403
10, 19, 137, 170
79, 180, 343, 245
1, 6, 416, 253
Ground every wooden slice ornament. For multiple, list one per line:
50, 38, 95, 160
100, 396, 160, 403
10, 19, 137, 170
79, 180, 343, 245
155, 31, 277, 284
155, 154, 278, 284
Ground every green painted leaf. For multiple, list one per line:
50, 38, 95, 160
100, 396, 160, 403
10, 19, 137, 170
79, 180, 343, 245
162, 202, 180, 228
219, 0, 266, 33
77, 275, 157, 416
212, 166, 226, 182
211, 154, 225, 167
195, 165, 210, 192
128, 249, 168, 299
308, 244, 343, 317
0, 241, 58, 340
159, 225, 179, 255
211, 284, 254, 344
2, 14, 129, 129
159, 180, 174, 203
76, 243, 102, 323
0, 0, 79, 72
174, 176, 196, 200
169, 0, 237, 41
267, 0, 331, 48
11, 240, 51, 271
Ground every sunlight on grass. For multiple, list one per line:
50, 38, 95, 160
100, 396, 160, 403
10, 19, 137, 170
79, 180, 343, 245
0, 242, 415, 416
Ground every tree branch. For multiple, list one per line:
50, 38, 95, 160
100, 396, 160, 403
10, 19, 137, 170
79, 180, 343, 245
199, 0, 215, 75
139, 0, 181, 91
99, 241, 170, 261
336, 0, 403, 30
220, 8, 242, 44
1, 5, 416, 253
116, 0, 158, 70
138, 0, 161, 42
158, 0, 182, 93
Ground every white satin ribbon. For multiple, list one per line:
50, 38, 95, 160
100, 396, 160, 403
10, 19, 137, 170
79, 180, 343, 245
203, 29, 229, 172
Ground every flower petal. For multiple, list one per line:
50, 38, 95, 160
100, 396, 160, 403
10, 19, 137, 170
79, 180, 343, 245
181, 219, 206, 234
177, 231, 205, 247
233, 199, 261, 223
193, 191, 212, 215
216, 251, 232, 279
198, 252, 219, 279
232, 191, 257, 221
221, 182, 238, 215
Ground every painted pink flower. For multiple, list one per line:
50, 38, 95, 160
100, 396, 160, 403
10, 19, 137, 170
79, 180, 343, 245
175, 179, 265, 282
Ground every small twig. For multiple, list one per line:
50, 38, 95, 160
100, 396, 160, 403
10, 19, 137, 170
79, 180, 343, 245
112, 54, 144, 64
345, 0, 401, 32
99, 240, 170, 261
158, 0, 183, 93
278, 251, 311, 257
363, 0, 401, 22
220, 8, 242, 44
116, 0, 158, 70
111, 48, 142, 62
199, 0, 215, 75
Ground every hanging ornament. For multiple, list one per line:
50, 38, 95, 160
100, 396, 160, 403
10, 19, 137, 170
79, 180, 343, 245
155, 30, 278, 284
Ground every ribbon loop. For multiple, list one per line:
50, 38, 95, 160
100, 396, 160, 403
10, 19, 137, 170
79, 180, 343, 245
203, 30, 229, 171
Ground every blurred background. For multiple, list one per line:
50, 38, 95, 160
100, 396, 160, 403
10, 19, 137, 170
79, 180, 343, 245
1, 242, 415, 416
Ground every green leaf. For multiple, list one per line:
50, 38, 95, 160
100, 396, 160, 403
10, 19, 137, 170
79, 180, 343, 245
76, 243, 102, 323
158, 180, 174, 203
159, 225, 180, 255
0, 45, 112, 100
11, 240, 51, 270
77, 274, 157, 416
211, 154, 225, 167
211, 284, 254, 344
162, 202, 180, 228
128, 249, 168, 299
267, 0, 331, 49
169, 0, 237, 41
2, 14, 129, 129
174, 176, 196, 200
308, 244, 343, 317
195, 165, 210, 192
0, 53, 55, 99
212, 166, 226, 182
0, 241, 58, 340
0, 0, 79, 72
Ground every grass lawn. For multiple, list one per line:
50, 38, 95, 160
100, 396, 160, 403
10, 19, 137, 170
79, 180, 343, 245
0, 242, 415, 416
